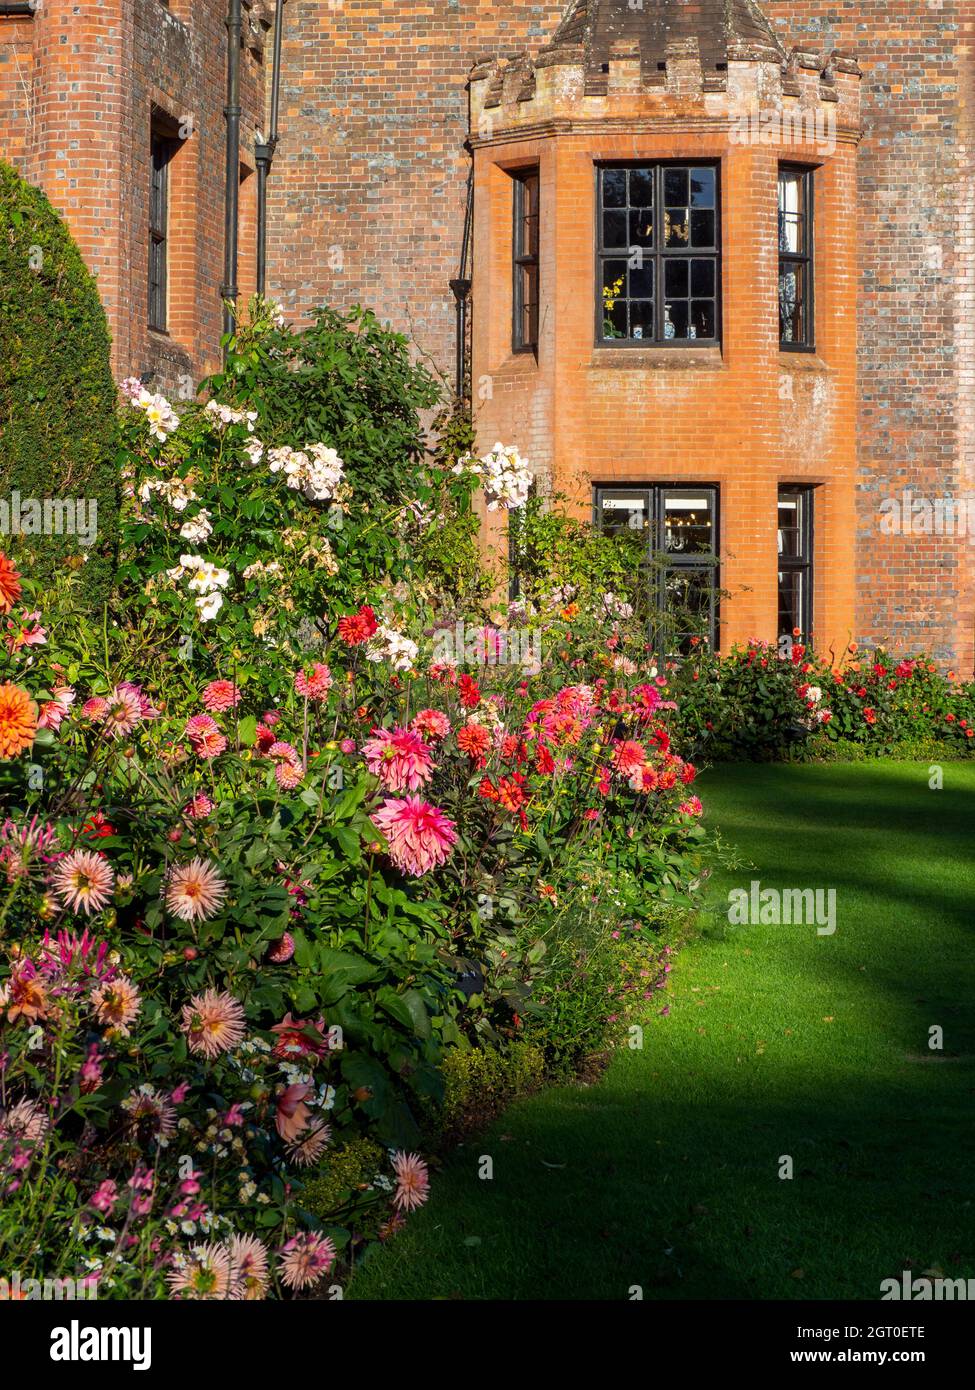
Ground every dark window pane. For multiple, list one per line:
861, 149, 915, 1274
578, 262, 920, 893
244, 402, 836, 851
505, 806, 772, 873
629, 209, 654, 247
630, 168, 653, 206
665, 299, 689, 338
664, 208, 689, 247
690, 208, 715, 247
690, 258, 715, 297
664, 167, 688, 206
664, 259, 689, 298
778, 170, 805, 253
690, 168, 715, 208
628, 264, 653, 298
603, 210, 628, 247
690, 301, 715, 339
779, 261, 808, 345
630, 300, 654, 339
603, 168, 627, 206
663, 491, 715, 554
599, 490, 651, 539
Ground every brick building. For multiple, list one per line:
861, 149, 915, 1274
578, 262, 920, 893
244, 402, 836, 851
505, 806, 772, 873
1, 1, 972, 666
0, 0, 267, 390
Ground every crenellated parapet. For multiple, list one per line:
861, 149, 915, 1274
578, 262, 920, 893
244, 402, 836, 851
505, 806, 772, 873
470, 2, 861, 148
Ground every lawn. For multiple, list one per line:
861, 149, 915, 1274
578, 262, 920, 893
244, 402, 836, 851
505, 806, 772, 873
347, 762, 975, 1300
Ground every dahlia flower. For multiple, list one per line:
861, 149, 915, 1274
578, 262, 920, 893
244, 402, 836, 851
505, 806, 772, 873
166, 858, 227, 922
391, 1150, 430, 1213
229, 1235, 269, 1301
294, 662, 333, 700
0, 682, 37, 760
201, 679, 241, 713
411, 708, 451, 741
181, 989, 245, 1059
51, 849, 115, 916
337, 604, 378, 646
185, 714, 228, 760
0, 554, 23, 614
278, 1232, 336, 1291
371, 796, 457, 877
101, 684, 144, 739
286, 1119, 332, 1167
362, 726, 434, 792
90, 975, 141, 1036
166, 1242, 234, 1301
122, 1085, 176, 1143
0, 1098, 49, 1147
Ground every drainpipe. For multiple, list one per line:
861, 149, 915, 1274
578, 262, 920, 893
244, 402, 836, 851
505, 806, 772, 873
221, 0, 243, 355
255, 0, 284, 297
448, 163, 474, 400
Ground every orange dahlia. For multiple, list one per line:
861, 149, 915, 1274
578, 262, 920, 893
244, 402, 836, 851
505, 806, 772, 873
0, 683, 37, 760
0, 555, 22, 615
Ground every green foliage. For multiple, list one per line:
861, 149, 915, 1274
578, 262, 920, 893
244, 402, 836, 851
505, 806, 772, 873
510, 491, 649, 616
669, 640, 975, 763
432, 1041, 546, 1140
300, 1138, 386, 1224
0, 160, 119, 608
204, 301, 440, 501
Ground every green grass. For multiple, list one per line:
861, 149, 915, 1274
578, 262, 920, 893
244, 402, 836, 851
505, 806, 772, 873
348, 763, 975, 1300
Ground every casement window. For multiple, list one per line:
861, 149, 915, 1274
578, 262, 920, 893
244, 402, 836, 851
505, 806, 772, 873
149, 125, 176, 332
778, 485, 814, 638
594, 484, 720, 651
512, 168, 540, 352
597, 163, 720, 346
778, 166, 814, 350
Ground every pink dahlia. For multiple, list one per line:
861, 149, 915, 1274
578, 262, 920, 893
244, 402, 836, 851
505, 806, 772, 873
185, 793, 214, 820
201, 679, 241, 713
278, 1232, 336, 1290
611, 739, 647, 777
287, 1119, 332, 1167
81, 696, 108, 723
362, 725, 434, 792
181, 989, 245, 1059
100, 684, 144, 739
90, 975, 141, 1036
391, 1150, 430, 1213
166, 858, 227, 922
294, 662, 333, 700
50, 849, 115, 916
185, 714, 227, 760
411, 708, 451, 742
229, 1235, 269, 1301
371, 796, 456, 877
166, 1242, 234, 1301
275, 760, 303, 791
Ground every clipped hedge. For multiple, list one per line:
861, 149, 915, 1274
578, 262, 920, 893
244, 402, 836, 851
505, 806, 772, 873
0, 160, 118, 607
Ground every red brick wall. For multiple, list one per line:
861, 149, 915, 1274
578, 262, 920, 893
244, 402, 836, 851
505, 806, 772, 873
266, 1, 567, 370
268, 1, 973, 668
0, 0, 266, 392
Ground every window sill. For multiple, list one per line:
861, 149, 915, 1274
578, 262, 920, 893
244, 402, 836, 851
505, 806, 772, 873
589, 346, 725, 371
778, 351, 834, 372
